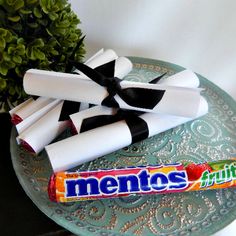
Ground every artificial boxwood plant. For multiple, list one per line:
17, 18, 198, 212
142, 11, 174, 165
0, 0, 85, 111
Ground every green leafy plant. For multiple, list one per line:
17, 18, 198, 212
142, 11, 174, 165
0, 0, 85, 111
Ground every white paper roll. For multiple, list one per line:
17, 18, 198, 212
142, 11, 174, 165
70, 69, 200, 133
16, 99, 61, 135
82, 49, 118, 69
83, 48, 104, 65
23, 67, 201, 117
18, 101, 68, 154
159, 70, 200, 88
9, 98, 33, 117
46, 96, 208, 172
10, 49, 118, 125
9, 97, 55, 124
46, 71, 206, 172
18, 56, 133, 154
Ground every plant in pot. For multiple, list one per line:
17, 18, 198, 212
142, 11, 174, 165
0, 0, 85, 112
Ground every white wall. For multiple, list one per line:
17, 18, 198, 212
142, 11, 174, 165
70, 0, 236, 100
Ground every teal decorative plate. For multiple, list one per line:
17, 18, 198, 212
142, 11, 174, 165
11, 57, 236, 236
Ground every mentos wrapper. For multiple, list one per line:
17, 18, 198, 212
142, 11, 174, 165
48, 159, 236, 202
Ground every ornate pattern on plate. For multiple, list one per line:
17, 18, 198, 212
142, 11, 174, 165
11, 57, 236, 236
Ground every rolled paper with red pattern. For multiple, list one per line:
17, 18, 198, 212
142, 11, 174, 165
48, 159, 236, 202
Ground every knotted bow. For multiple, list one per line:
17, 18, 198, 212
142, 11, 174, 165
79, 74, 166, 144
69, 60, 166, 110
58, 60, 118, 121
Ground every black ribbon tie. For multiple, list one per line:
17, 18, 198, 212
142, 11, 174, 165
69, 61, 166, 110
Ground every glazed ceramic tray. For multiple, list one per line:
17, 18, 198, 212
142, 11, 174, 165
11, 57, 236, 236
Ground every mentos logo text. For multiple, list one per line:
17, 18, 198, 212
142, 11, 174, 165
65, 168, 188, 198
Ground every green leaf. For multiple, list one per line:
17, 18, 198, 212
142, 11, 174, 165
7, 46, 14, 54
8, 0, 25, 11
0, 65, 8, 76
0, 28, 7, 36
60, 55, 65, 62
0, 38, 5, 48
26, 0, 38, 4
15, 0, 25, 10
32, 38, 44, 47
13, 55, 22, 64
17, 38, 24, 44
9, 86, 15, 95
3, 52, 11, 61
33, 7, 42, 18
46, 28, 53, 36
8, 15, 21, 22
0, 78, 7, 90
16, 45, 25, 55
40, 0, 49, 14
7, 61, 15, 68
27, 22, 39, 28
19, 8, 32, 14
48, 12, 58, 21
15, 66, 22, 76
34, 48, 45, 60
51, 49, 59, 55
5, 30, 13, 42
26, 47, 35, 60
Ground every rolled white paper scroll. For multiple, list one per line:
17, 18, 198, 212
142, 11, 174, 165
46, 71, 208, 172
18, 101, 68, 154
23, 67, 201, 117
70, 69, 200, 133
17, 56, 133, 154
9, 48, 118, 125
9, 97, 55, 124
16, 99, 61, 137
78, 48, 118, 71
46, 96, 208, 172
157, 69, 200, 88
13, 49, 118, 144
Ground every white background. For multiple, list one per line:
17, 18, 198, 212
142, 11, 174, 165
70, 0, 236, 235
70, 0, 236, 100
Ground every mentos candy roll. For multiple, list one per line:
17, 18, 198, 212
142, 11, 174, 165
48, 159, 236, 202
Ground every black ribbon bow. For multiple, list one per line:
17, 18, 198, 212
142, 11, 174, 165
79, 74, 166, 144
69, 60, 166, 110
58, 60, 119, 121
